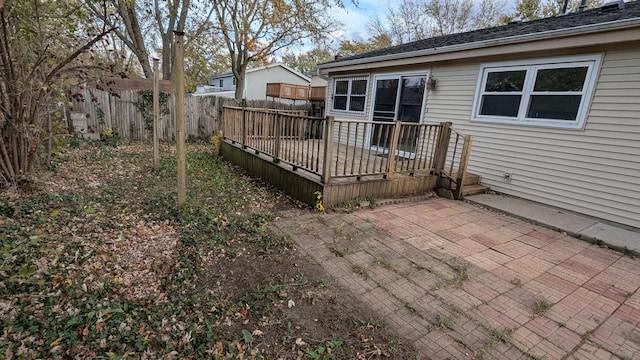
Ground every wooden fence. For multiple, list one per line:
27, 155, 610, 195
70, 89, 310, 142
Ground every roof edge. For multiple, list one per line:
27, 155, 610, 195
318, 17, 640, 71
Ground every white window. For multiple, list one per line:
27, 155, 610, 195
332, 76, 368, 113
219, 79, 224, 88
472, 55, 601, 129
232, 77, 237, 86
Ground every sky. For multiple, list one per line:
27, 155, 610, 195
328, 0, 388, 42
326, 0, 517, 43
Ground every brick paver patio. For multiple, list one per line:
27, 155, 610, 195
271, 197, 640, 359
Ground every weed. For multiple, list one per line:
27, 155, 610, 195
455, 338, 468, 348
306, 339, 345, 360
490, 328, 511, 344
317, 279, 330, 287
330, 246, 353, 257
582, 329, 593, 339
434, 314, 454, 330
361, 317, 381, 328
314, 191, 325, 212
447, 263, 469, 286
336, 196, 365, 213
210, 130, 223, 154
623, 246, 636, 259
592, 237, 604, 246
405, 303, 419, 316
352, 264, 369, 279
532, 299, 551, 315
373, 256, 395, 270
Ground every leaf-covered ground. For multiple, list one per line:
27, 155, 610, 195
0, 143, 417, 359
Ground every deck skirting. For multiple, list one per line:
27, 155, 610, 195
221, 141, 438, 208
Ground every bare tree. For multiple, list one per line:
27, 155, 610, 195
425, 0, 474, 36
368, 0, 508, 45
84, 0, 214, 80
210, 0, 339, 101
0, 0, 115, 187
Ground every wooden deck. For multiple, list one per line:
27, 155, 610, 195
221, 106, 473, 207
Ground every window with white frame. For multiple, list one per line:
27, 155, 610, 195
472, 55, 601, 129
332, 76, 368, 112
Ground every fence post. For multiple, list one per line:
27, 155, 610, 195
174, 31, 186, 213
322, 116, 334, 184
453, 135, 474, 200
273, 113, 281, 162
433, 122, 452, 176
386, 121, 402, 179
241, 108, 247, 148
153, 58, 160, 172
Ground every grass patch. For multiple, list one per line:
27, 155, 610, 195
373, 256, 395, 270
490, 328, 512, 344
352, 264, 369, 279
433, 315, 454, 330
335, 196, 376, 213
532, 299, 551, 315
330, 246, 353, 257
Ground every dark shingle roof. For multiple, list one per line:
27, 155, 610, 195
323, 0, 640, 66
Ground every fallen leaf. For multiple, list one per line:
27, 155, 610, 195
50, 337, 62, 347
52, 275, 64, 287
80, 327, 89, 341
287, 299, 295, 308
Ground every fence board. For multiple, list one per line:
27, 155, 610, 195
69, 89, 309, 142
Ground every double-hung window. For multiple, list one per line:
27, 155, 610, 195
332, 76, 368, 113
472, 55, 601, 129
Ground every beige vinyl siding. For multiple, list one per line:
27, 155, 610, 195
425, 50, 640, 228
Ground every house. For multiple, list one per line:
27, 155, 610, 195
199, 63, 311, 100
317, 0, 640, 229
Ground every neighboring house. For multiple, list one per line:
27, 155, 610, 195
198, 63, 311, 100
317, 0, 640, 229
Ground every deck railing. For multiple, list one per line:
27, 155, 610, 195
266, 83, 311, 100
324, 118, 442, 182
438, 125, 474, 199
222, 107, 472, 195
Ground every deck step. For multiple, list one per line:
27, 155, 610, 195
450, 172, 481, 186
461, 184, 490, 196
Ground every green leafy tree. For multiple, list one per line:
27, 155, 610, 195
184, 29, 231, 92
0, 0, 116, 187
337, 34, 393, 57
281, 47, 333, 75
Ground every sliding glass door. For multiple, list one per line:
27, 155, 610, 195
370, 74, 427, 154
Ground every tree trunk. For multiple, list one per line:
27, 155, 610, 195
234, 68, 245, 101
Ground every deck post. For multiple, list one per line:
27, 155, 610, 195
386, 121, 402, 179
241, 108, 247, 149
273, 113, 281, 163
322, 116, 335, 184
434, 122, 452, 176
453, 135, 474, 200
